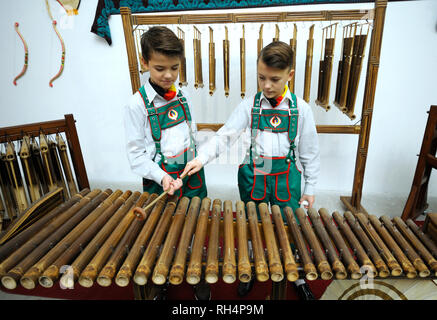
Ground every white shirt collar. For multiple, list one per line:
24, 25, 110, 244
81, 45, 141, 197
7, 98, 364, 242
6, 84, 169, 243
259, 88, 292, 109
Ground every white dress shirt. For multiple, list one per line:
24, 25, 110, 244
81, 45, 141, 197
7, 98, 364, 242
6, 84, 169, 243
196, 90, 320, 196
124, 80, 198, 186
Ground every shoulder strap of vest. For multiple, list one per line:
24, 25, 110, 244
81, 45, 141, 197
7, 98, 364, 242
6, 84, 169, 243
250, 92, 263, 147
288, 92, 299, 148
139, 86, 162, 155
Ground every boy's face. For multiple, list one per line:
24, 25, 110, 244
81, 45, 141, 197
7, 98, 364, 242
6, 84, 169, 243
257, 60, 294, 99
143, 51, 180, 90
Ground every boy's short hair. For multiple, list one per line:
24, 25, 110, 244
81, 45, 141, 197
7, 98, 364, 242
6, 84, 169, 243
258, 41, 294, 71
141, 26, 184, 62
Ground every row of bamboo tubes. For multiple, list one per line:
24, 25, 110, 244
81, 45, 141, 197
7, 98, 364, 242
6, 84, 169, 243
0, 192, 436, 292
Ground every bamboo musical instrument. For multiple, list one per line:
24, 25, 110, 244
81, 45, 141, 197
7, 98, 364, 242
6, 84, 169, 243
205, 199, 221, 284
259, 203, 283, 282
0, 149, 17, 220
240, 25, 246, 99
319, 208, 362, 279
134, 28, 147, 74
193, 26, 203, 89
208, 27, 216, 96
56, 133, 78, 196
177, 27, 187, 87
273, 24, 280, 42
48, 138, 68, 198
246, 201, 269, 282
295, 207, 333, 280
133, 199, 180, 285
39, 132, 57, 192
5, 141, 28, 213
307, 208, 347, 279
18, 136, 41, 203
115, 193, 165, 287
288, 23, 297, 93
343, 211, 389, 277
236, 200, 251, 283
30, 136, 49, 194
380, 216, 430, 278
168, 196, 200, 285
406, 219, 437, 259
223, 26, 230, 98
393, 217, 437, 276
186, 197, 211, 285
257, 24, 264, 92
284, 206, 318, 280
303, 25, 315, 103
222, 200, 236, 283
368, 214, 417, 278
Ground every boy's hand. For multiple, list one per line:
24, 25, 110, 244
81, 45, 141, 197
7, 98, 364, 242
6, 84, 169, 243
181, 158, 203, 177
299, 195, 315, 209
162, 175, 182, 195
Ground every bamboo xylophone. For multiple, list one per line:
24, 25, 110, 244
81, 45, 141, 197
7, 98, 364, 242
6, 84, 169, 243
0, 190, 436, 292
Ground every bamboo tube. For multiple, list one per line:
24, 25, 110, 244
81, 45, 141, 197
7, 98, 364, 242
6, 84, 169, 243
133, 199, 181, 286
380, 216, 430, 278
259, 203, 283, 282
186, 197, 211, 285
0, 189, 110, 290
20, 190, 124, 289
30, 136, 49, 194
307, 208, 347, 279
295, 208, 332, 280
288, 23, 297, 93
168, 196, 201, 285
56, 133, 78, 196
0, 150, 17, 220
59, 191, 142, 289
5, 141, 28, 213
205, 199, 221, 284
355, 213, 402, 276
177, 27, 187, 87
152, 196, 195, 285
240, 25, 246, 99
393, 217, 437, 276
343, 211, 389, 277
193, 26, 203, 89
39, 191, 135, 288
246, 201, 269, 282
284, 206, 317, 280
19, 136, 41, 203
39, 133, 57, 192
368, 215, 416, 278
222, 200, 236, 283
78, 192, 151, 288
303, 24, 314, 103
208, 27, 216, 96
273, 24, 280, 42
319, 208, 361, 279
236, 201, 251, 283
257, 24, 263, 92
271, 205, 298, 282
115, 193, 165, 287
223, 26, 230, 98
406, 219, 437, 259
48, 139, 68, 199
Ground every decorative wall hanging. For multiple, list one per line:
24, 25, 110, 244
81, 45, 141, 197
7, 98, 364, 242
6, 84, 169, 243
46, 0, 66, 87
13, 23, 28, 86
56, 0, 81, 15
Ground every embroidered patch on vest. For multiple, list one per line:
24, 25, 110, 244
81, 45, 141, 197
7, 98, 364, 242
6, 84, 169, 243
270, 116, 282, 128
168, 109, 178, 120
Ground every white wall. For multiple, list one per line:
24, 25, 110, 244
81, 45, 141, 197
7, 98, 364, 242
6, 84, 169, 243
0, 0, 436, 205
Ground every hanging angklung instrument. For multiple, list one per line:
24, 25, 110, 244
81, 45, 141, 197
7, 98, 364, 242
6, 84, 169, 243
345, 23, 369, 120
0, 147, 17, 220
240, 25, 246, 99
177, 27, 187, 87
288, 23, 297, 94
39, 132, 57, 193
223, 26, 230, 98
135, 28, 147, 74
193, 26, 203, 89
30, 136, 49, 195
334, 23, 357, 115
273, 24, 280, 42
48, 137, 68, 199
56, 133, 78, 197
303, 24, 315, 103
5, 141, 28, 214
316, 23, 337, 111
208, 27, 216, 96
257, 24, 264, 92
18, 136, 41, 204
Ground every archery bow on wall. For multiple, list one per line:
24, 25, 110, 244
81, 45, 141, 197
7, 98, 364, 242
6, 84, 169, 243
13, 22, 28, 86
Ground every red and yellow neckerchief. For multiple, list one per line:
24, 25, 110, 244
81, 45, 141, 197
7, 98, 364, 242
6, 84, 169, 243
266, 85, 288, 108
163, 83, 177, 101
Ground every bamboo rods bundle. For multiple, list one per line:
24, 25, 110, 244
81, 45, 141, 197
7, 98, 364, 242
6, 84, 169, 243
78, 192, 150, 288
295, 207, 333, 280
168, 196, 200, 285
246, 201, 269, 282
18, 136, 41, 203
186, 197, 211, 285
319, 208, 362, 279
236, 200, 251, 283
177, 27, 187, 87
222, 200, 236, 283
240, 25, 246, 99
0, 149, 17, 220
39, 133, 57, 192
133, 199, 181, 285
288, 23, 297, 93
115, 194, 165, 287
193, 26, 203, 89
380, 216, 430, 278
208, 27, 216, 96
303, 25, 314, 103
259, 203, 283, 282
5, 141, 28, 213
56, 133, 78, 197
20, 190, 124, 289
406, 219, 437, 259
30, 136, 49, 195
223, 26, 230, 98
205, 199, 221, 284
60, 191, 141, 289
151, 196, 192, 285
48, 138, 68, 199
284, 206, 317, 280
307, 208, 347, 279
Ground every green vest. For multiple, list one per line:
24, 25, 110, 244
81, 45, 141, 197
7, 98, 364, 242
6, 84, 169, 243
139, 86, 207, 199
238, 91, 301, 218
